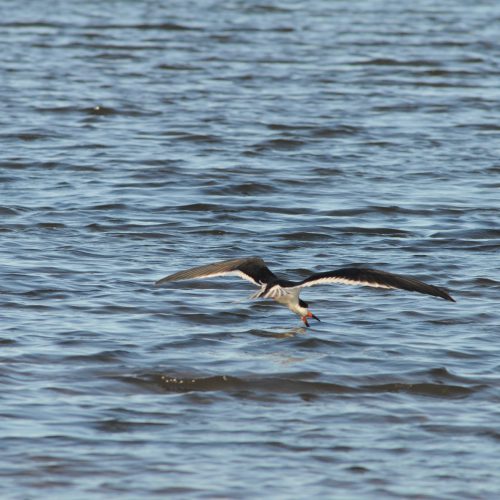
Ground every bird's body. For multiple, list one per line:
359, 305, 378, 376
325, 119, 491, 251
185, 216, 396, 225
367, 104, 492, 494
155, 256, 455, 326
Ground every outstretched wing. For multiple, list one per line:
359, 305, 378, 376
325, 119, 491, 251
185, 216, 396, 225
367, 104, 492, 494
155, 256, 277, 288
294, 267, 455, 302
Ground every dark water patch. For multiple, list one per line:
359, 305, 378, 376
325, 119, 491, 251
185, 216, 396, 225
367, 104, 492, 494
157, 63, 200, 72
243, 4, 293, 13
65, 163, 101, 173
185, 228, 234, 236
55, 338, 90, 348
416, 68, 479, 78
140, 372, 352, 395
130, 166, 187, 180
89, 203, 129, 211
414, 238, 500, 251
252, 138, 306, 151
0, 174, 20, 183
89, 304, 146, 315
93, 418, 170, 433
362, 382, 479, 398
204, 182, 277, 196
478, 429, 500, 442
422, 424, 500, 440
318, 208, 368, 217
412, 80, 475, 89
345, 466, 370, 474
365, 139, 404, 148
425, 317, 474, 325
353, 57, 442, 67
35, 105, 81, 115
277, 231, 333, 241
425, 367, 466, 381
0, 21, 65, 28
83, 105, 118, 116
247, 205, 314, 215
265, 123, 313, 132
0, 338, 17, 346
70, 142, 109, 150
265, 440, 316, 452
84, 104, 158, 118
340, 367, 471, 386
264, 123, 362, 138
466, 243, 500, 251
431, 228, 500, 240
86, 223, 115, 232
176, 203, 237, 212
19, 288, 71, 300
93, 51, 145, 61
470, 277, 499, 286
336, 226, 411, 237
309, 125, 362, 138
0, 206, 20, 216
247, 56, 302, 64
122, 372, 482, 400
318, 202, 446, 217
373, 103, 430, 113
151, 487, 206, 496
104, 22, 198, 31
65, 350, 136, 364
367, 205, 434, 215
119, 231, 176, 240
168, 132, 223, 144
85, 222, 172, 234
35, 222, 66, 229
3, 131, 56, 142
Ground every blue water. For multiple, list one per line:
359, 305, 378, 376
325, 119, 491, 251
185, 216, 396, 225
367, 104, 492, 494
1, 0, 499, 498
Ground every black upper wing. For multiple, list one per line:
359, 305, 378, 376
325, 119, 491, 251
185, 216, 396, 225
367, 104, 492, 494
295, 267, 455, 302
155, 256, 278, 287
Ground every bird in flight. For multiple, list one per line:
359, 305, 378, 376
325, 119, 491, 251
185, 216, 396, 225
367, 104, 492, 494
155, 257, 455, 326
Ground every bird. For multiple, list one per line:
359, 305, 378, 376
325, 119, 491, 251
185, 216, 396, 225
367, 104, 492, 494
155, 256, 455, 326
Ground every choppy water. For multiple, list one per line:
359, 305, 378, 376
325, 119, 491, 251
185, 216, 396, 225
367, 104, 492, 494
1, 0, 499, 498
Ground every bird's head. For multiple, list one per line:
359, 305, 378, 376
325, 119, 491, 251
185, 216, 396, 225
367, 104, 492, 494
298, 299, 320, 327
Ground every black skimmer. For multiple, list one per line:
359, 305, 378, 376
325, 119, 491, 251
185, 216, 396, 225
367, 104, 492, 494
155, 257, 455, 326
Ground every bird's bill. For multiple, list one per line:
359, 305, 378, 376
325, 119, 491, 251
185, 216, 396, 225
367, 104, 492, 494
310, 312, 320, 322
302, 311, 320, 327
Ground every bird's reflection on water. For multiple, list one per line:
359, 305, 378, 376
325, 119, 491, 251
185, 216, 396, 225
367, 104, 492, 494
250, 326, 307, 339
